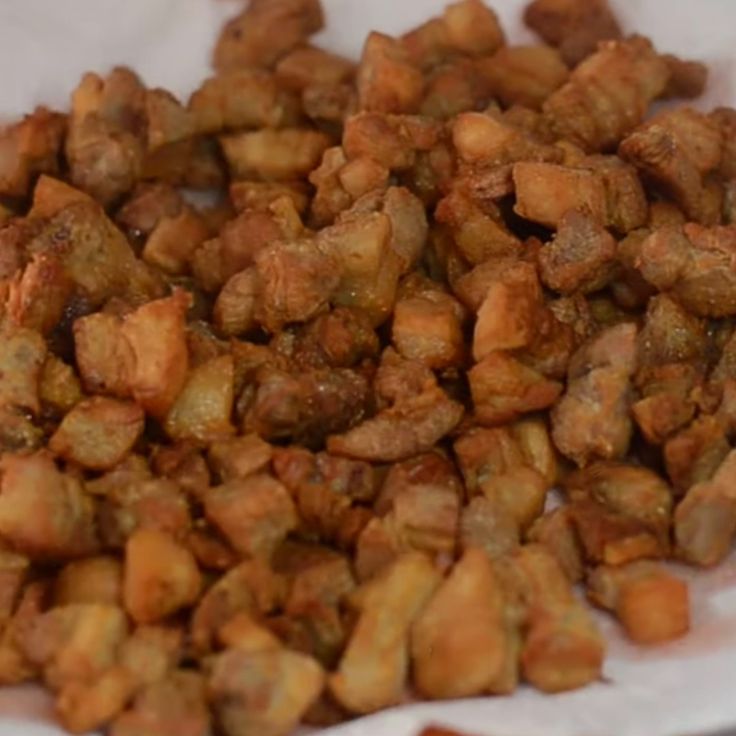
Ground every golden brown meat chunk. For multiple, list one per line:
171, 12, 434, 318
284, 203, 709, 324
210, 648, 325, 736
552, 322, 637, 466
220, 129, 331, 181
329, 552, 440, 714
513, 162, 607, 228
479, 45, 569, 110
120, 290, 191, 419
123, 528, 202, 624
543, 36, 669, 152
54, 557, 122, 608
637, 224, 736, 318
327, 385, 463, 462
214, 0, 324, 71
538, 209, 617, 294
0, 324, 46, 415
204, 474, 297, 560
142, 207, 209, 276
420, 59, 493, 121
0, 452, 97, 560
0, 107, 66, 198
660, 54, 708, 100
356, 32, 423, 114
49, 398, 144, 471
411, 548, 512, 699
524, 0, 621, 66
469, 352, 563, 426
208, 434, 273, 483
588, 561, 690, 644
619, 108, 723, 223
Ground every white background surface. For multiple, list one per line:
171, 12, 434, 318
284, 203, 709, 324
0, 1, 735, 735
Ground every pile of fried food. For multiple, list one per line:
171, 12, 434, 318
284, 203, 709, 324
0, 0, 733, 733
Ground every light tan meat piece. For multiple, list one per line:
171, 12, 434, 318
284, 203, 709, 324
327, 385, 463, 462
214, 0, 324, 71
54, 557, 122, 608
0, 452, 97, 560
538, 209, 617, 294
220, 129, 331, 181
619, 108, 723, 223
527, 507, 583, 583
513, 162, 607, 228
120, 290, 191, 419
276, 45, 355, 91
636, 224, 736, 317
420, 58, 493, 121
588, 561, 690, 644
210, 648, 324, 736
115, 182, 184, 238
479, 45, 569, 110
469, 352, 562, 426
204, 474, 297, 560
543, 36, 669, 152
411, 548, 513, 698
329, 552, 440, 714
552, 322, 637, 466
208, 434, 273, 483
524, 0, 621, 66
49, 398, 144, 471
142, 207, 209, 276
123, 529, 201, 624
230, 180, 310, 216
0, 325, 46, 415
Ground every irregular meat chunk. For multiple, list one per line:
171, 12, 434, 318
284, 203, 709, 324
0, 325, 46, 415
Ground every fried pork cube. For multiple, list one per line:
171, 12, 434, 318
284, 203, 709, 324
513, 545, 604, 692
551, 322, 637, 466
356, 32, 423, 114
214, 0, 324, 71
0, 324, 46, 415
49, 398, 144, 471
638, 223, 736, 318
123, 529, 201, 624
210, 648, 324, 736
442, 0, 504, 56
54, 557, 122, 608
469, 352, 562, 426
220, 128, 331, 181
526, 507, 583, 582
189, 70, 299, 134
120, 290, 191, 419
392, 294, 464, 369
243, 367, 369, 447
164, 355, 235, 443
420, 58, 493, 120
276, 45, 355, 91
524, 0, 621, 66
479, 45, 569, 110
207, 434, 273, 483
65, 68, 145, 206
543, 37, 669, 152
204, 474, 297, 560
564, 462, 673, 542
0, 580, 46, 686
329, 552, 440, 714
473, 270, 542, 360
213, 268, 258, 337
118, 625, 182, 690
452, 258, 537, 313
144, 88, 195, 153
664, 415, 730, 496
0, 107, 66, 197
141, 207, 209, 276
620, 108, 724, 223
111, 669, 210, 736
254, 239, 339, 332
0, 452, 97, 560
660, 54, 708, 100
115, 182, 184, 238
230, 180, 310, 216
73, 313, 132, 398
513, 162, 606, 228
21, 603, 128, 694
712, 107, 736, 179
588, 561, 690, 644
539, 209, 617, 294
411, 548, 512, 699
317, 210, 403, 327
327, 384, 463, 462
460, 496, 519, 561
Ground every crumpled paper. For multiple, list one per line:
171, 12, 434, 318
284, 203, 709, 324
0, 0, 734, 734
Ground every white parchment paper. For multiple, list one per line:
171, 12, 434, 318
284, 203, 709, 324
0, 1, 734, 734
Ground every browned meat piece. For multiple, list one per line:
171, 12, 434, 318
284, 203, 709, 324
214, 0, 324, 71
327, 385, 463, 462
619, 108, 723, 223
637, 224, 736, 318
0, 107, 66, 198
527, 507, 583, 582
552, 323, 637, 466
524, 0, 622, 66
420, 59, 492, 120
660, 54, 708, 100
0, 325, 46, 415
513, 162, 607, 228
230, 180, 310, 216
115, 182, 184, 239
543, 37, 669, 152
538, 209, 617, 294
469, 352, 562, 426
452, 258, 537, 313
142, 207, 209, 276
479, 45, 569, 110
208, 434, 273, 483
